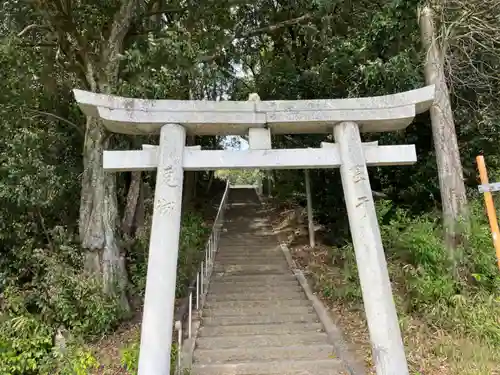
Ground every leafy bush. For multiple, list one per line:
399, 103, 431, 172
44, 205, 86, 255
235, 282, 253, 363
127, 211, 210, 299
50, 341, 100, 375
0, 315, 53, 375
0, 232, 126, 373
322, 198, 500, 346
216, 169, 262, 185
121, 340, 139, 374
120, 335, 180, 375
0, 312, 99, 375
176, 212, 210, 297
379, 199, 500, 344
2, 245, 127, 339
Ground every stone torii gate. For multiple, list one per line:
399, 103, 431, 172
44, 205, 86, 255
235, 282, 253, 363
74, 85, 435, 375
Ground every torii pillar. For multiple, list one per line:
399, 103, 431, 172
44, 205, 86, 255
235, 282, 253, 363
335, 121, 407, 374
73, 85, 435, 375
139, 124, 185, 374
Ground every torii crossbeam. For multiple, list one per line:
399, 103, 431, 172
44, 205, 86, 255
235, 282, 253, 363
74, 85, 435, 375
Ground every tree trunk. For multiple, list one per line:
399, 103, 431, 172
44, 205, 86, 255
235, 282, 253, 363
80, 116, 129, 311
183, 136, 196, 208
419, 5, 468, 259
76, 0, 138, 312
205, 171, 215, 194
122, 171, 142, 237
134, 181, 145, 234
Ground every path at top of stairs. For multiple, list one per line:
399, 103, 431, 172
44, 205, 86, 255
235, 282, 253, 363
190, 188, 349, 375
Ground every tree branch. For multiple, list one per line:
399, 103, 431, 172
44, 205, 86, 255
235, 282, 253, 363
33, 3, 93, 88
144, 6, 185, 17
102, 0, 139, 90
17, 24, 49, 37
238, 13, 313, 39
25, 108, 84, 136
199, 13, 315, 62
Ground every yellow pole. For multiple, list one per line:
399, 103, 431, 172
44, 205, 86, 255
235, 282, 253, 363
476, 155, 500, 270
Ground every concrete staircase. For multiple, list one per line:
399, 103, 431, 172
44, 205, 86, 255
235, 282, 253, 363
190, 188, 348, 375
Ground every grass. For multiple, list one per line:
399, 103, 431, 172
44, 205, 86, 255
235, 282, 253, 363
275, 198, 500, 375
89, 208, 213, 375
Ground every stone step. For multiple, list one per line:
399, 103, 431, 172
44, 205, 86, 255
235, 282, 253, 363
216, 253, 283, 259
218, 243, 279, 248
214, 264, 287, 272
214, 262, 285, 268
207, 283, 304, 294
220, 231, 273, 234
199, 322, 324, 337
220, 235, 275, 239
208, 285, 301, 295
218, 246, 279, 251
191, 359, 345, 375
211, 274, 296, 283
204, 290, 305, 302
218, 241, 278, 246
194, 344, 334, 364
212, 270, 289, 277
203, 305, 314, 317
215, 256, 286, 264
210, 276, 297, 285
215, 256, 284, 262
196, 332, 328, 350
219, 239, 276, 243
216, 252, 284, 258
204, 298, 309, 310
218, 244, 279, 248
202, 312, 319, 326
216, 256, 284, 262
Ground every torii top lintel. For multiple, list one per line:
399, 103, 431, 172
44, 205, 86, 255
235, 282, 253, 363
73, 85, 435, 136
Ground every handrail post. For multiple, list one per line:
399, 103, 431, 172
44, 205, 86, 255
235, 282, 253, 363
196, 272, 200, 310
200, 262, 204, 295
171, 180, 230, 375
177, 322, 182, 374
188, 292, 192, 338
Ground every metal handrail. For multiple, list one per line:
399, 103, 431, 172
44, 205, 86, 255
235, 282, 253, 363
174, 180, 231, 373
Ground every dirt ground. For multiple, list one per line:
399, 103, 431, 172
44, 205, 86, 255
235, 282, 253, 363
266, 199, 500, 375
92, 196, 499, 375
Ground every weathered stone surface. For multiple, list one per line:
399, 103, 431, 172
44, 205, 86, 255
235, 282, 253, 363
73, 85, 435, 135
249, 128, 272, 150
191, 359, 346, 375
102, 145, 417, 172
334, 121, 409, 375
199, 322, 323, 337
194, 345, 334, 364
191, 189, 349, 375
137, 124, 185, 375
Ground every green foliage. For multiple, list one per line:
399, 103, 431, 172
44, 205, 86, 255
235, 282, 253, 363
2, 239, 127, 339
176, 212, 211, 297
0, 235, 125, 373
127, 230, 151, 299
0, 315, 53, 375
51, 343, 100, 375
319, 243, 363, 302
216, 169, 263, 185
120, 340, 139, 374
120, 335, 180, 375
322, 198, 500, 346
1, 0, 499, 371
127, 211, 210, 299
0, 312, 100, 375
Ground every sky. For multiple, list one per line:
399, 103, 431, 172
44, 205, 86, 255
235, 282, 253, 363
221, 135, 249, 150
219, 61, 251, 151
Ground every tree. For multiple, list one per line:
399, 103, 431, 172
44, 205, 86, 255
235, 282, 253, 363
419, 4, 468, 261
6, 0, 323, 307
